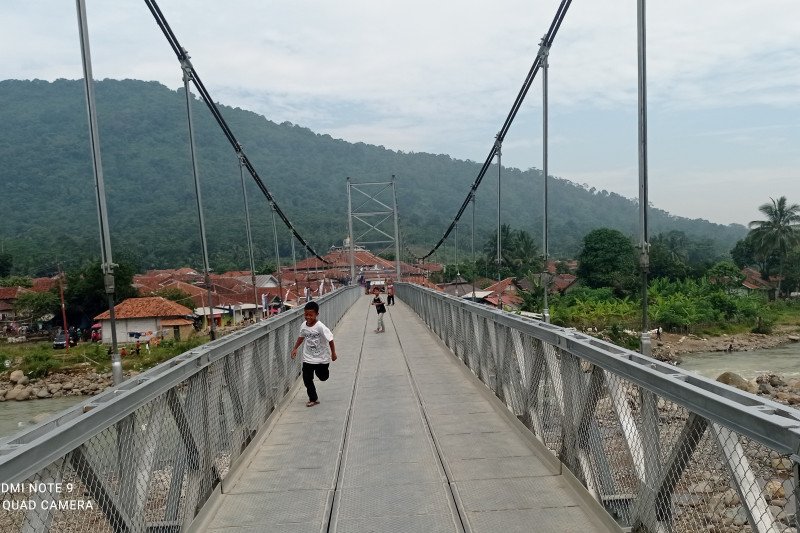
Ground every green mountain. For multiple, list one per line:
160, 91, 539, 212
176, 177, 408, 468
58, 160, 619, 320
0, 79, 745, 275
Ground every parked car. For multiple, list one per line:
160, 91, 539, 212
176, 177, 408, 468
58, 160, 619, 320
53, 333, 77, 349
53, 333, 67, 349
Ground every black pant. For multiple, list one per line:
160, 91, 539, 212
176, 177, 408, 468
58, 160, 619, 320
387, 294, 395, 305
302, 362, 330, 402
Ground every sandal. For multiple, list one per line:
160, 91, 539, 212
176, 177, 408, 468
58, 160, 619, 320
306, 400, 320, 407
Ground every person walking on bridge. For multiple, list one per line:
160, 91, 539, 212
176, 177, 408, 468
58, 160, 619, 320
372, 286, 386, 333
291, 301, 337, 407
386, 283, 395, 305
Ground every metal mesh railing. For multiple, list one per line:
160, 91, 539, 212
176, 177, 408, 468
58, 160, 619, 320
397, 283, 800, 533
0, 286, 360, 533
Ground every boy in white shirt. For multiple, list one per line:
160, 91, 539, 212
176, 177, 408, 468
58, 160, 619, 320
291, 301, 338, 407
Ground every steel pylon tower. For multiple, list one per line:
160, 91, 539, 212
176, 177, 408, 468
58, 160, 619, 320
346, 176, 401, 281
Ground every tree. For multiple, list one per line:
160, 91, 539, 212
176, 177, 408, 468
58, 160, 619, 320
154, 287, 194, 307
0, 253, 11, 277
0, 276, 33, 288
482, 225, 542, 279
730, 233, 778, 278
649, 238, 688, 281
14, 291, 60, 321
256, 262, 277, 275
576, 228, 638, 296
707, 260, 744, 293
748, 196, 800, 297
65, 261, 138, 322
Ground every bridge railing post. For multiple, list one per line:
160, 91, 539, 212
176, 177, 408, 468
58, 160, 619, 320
396, 282, 800, 533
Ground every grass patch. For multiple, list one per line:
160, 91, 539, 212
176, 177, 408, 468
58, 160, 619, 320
0, 334, 210, 377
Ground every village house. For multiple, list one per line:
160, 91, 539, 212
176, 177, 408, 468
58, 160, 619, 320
94, 297, 195, 344
0, 286, 32, 324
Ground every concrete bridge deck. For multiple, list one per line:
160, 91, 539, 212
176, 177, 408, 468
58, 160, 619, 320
194, 295, 617, 533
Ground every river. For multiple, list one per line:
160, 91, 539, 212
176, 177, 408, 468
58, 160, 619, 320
680, 343, 800, 380
0, 396, 85, 438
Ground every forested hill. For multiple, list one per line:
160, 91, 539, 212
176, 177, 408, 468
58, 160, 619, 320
0, 79, 745, 275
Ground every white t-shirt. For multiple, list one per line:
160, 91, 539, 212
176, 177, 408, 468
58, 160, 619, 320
299, 320, 334, 364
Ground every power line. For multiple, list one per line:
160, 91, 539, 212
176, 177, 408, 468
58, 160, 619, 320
143, 0, 328, 263
417, 0, 573, 261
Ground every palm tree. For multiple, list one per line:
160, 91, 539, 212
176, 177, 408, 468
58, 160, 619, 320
748, 196, 800, 297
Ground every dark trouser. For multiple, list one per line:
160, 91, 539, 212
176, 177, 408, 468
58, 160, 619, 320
387, 294, 395, 305
302, 362, 330, 402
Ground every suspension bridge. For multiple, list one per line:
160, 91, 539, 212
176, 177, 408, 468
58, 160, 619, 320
2, 0, 800, 532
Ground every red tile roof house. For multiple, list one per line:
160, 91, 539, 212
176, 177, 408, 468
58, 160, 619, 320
0, 286, 32, 323
94, 297, 195, 344
484, 278, 525, 310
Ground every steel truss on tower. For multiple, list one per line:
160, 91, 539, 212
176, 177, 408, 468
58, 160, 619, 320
346, 176, 401, 283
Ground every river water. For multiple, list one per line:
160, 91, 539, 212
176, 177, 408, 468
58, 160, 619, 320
0, 397, 85, 438
680, 343, 800, 380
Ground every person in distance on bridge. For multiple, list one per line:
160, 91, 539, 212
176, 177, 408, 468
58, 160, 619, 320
386, 282, 395, 306
371, 286, 386, 333
291, 301, 338, 407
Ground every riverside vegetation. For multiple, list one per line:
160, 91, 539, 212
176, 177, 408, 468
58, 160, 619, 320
0, 336, 207, 402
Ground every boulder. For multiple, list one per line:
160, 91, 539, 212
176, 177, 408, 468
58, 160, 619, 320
36, 388, 50, 399
14, 387, 31, 401
724, 505, 748, 526
771, 458, 793, 472
717, 372, 758, 394
770, 375, 787, 387
5, 386, 22, 401
9, 370, 24, 384
765, 478, 786, 499
17, 376, 29, 386
62, 382, 74, 390
759, 382, 774, 395
788, 335, 800, 342
688, 480, 714, 494
722, 489, 740, 507
47, 383, 62, 394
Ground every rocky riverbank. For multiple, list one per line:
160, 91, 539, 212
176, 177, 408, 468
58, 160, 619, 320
652, 325, 800, 363
718, 370, 800, 407
0, 369, 125, 402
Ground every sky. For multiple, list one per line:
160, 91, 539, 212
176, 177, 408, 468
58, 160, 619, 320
2, 0, 798, 226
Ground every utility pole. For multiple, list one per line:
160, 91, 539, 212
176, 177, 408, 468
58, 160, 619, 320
540, 34, 551, 324
75, 0, 122, 383
58, 267, 69, 355
637, 0, 652, 357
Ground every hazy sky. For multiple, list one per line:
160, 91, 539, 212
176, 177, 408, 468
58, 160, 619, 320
2, 0, 798, 226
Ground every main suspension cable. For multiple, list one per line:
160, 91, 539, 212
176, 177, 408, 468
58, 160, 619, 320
143, 0, 329, 263
417, 0, 572, 261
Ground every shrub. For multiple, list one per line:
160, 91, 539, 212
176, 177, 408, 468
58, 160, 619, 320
752, 316, 773, 334
23, 350, 61, 379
